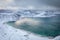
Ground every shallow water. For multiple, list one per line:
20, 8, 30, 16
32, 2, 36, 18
7, 15, 60, 37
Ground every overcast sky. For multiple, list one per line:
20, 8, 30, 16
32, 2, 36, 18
0, 0, 60, 10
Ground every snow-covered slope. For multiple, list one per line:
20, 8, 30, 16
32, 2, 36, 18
0, 9, 60, 40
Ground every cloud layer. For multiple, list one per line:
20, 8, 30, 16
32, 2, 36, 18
0, 0, 60, 10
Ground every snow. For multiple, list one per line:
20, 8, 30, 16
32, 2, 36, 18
0, 9, 60, 40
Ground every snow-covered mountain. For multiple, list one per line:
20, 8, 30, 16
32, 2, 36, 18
0, 9, 60, 24
0, 9, 60, 17
0, 9, 60, 40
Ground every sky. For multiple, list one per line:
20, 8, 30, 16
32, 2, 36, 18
0, 0, 60, 10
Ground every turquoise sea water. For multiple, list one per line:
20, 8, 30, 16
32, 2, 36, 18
7, 15, 60, 37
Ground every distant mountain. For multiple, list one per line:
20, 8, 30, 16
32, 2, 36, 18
0, 9, 60, 18
0, 9, 13, 13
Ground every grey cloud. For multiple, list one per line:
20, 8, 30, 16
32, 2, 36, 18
39, 0, 60, 8
0, 0, 60, 10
